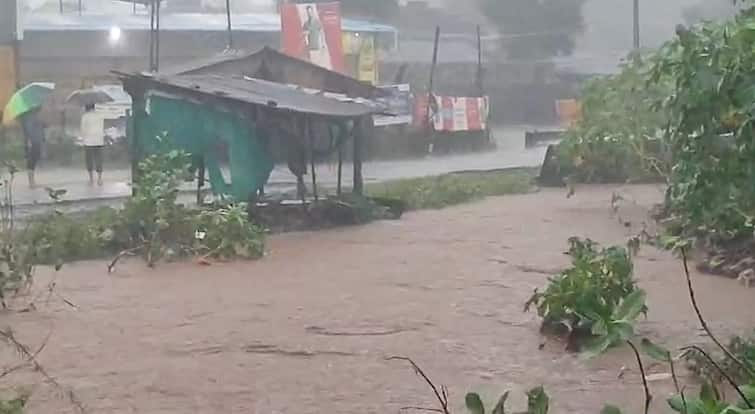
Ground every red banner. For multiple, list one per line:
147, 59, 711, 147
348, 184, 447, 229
281, 2, 345, 73
414, 94, 490, 132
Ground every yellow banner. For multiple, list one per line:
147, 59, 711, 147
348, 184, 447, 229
357, 35, 377, 85
0, 46, 17, 112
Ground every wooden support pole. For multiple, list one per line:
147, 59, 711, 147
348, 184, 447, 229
336, 130, 344, 197
196, 157, 205, 205
353, 118, 364, 195
307, 117, 318, 201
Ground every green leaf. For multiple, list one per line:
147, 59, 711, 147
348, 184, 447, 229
582, 334, 614, 359
610, 320, 635, 341
526, 386, 549, 414
465, 392, 485, 414
592, 318, 609, 336
601, 405, 623, 414
737, 384, 755, 409
612, 289, 647, 321
700, 382, 721, 404
640, 337, 671, 362
491, 391, 510, 414
668, 395, 705, 414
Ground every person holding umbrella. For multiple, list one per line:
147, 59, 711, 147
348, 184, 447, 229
67, 89, 113, 186
79, 103, 105, 186
2, 82, 55, 188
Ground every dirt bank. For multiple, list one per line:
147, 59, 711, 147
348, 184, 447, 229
3, 184, 754, 413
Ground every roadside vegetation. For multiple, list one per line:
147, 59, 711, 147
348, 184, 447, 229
553, 2, 755, 274
525, 238, 646, 355
366, 169, 535, 210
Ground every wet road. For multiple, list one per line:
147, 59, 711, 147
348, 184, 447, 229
8, 126, 554, 217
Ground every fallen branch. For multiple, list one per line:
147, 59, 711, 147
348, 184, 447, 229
400, 407, 445, 413
0, 328, 87, 413
388, 356, 450, 414
107, 246, 143, 273
0, 327, 52, 380
681, 248, 755, 380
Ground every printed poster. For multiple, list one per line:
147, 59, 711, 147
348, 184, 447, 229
281, 2, 345, 73
374, 84, 412, 127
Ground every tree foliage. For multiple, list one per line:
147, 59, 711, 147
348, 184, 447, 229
479, 0, 586, 58
558, 52, 673, 183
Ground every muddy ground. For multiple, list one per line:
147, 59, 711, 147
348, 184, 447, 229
3, 184, 755, 413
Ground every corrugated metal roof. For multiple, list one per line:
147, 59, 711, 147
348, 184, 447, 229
123, 73, 387, 117
23, 12, 398, 34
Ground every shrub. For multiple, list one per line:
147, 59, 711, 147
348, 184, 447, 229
557, 52, 672, 184
367, 170, 534, 210
686, 332, 755, 387
525, 238, 646, 352
193, 203, 265, 260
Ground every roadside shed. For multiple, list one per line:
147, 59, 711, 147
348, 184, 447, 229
160, 47, 386, 99
120, 72, 386, 201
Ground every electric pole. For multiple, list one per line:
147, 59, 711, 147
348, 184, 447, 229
225, 0, 233, 49
633, 0, 640, 49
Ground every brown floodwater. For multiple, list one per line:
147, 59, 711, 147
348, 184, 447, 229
3, 184, 755, 413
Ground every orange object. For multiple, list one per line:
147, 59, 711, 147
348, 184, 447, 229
556, 99, 582, 127
0, 46, 18, 114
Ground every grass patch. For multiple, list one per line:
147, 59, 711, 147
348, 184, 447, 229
366, 168, 536, 210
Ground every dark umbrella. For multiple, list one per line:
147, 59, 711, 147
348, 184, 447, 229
65, 89, 114, 107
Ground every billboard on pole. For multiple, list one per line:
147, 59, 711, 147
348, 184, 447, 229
280, 2, 345, 73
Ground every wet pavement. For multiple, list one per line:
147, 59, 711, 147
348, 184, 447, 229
7, 126, 554, 217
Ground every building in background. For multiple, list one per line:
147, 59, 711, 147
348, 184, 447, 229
0, 0, 21, 110
19, 12, 397, 90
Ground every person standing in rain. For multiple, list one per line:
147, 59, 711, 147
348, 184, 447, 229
79, 103, 105, 185
19, 108, 45, 188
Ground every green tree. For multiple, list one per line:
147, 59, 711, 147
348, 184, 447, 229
479, 0, 586, 58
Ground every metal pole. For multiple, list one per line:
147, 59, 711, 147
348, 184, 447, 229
149, 2, 155, 70
225, 0, 233, 49
476, 24, 483, 96
633, 0, 640, 49
425, 26, 440, 154
78, 0, 82, 15
426, 26, 440, 127
155, 0, 161, 71
59, 0, 63, 13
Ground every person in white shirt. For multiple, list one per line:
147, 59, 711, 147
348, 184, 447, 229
80, 103, 105, 185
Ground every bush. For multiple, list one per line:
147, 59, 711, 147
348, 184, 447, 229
525, 238, 646, 353
367, 169, 534, 210
193, 203, 265, 260
557, 52, 672, 184
686, 331, 755, 387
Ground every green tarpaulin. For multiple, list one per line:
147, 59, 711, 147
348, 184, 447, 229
133, 95, 274, 201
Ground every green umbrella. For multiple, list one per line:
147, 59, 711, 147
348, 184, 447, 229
2, 82, 55, 126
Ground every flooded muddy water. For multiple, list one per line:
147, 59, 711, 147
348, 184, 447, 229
4, 184, 755, 413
